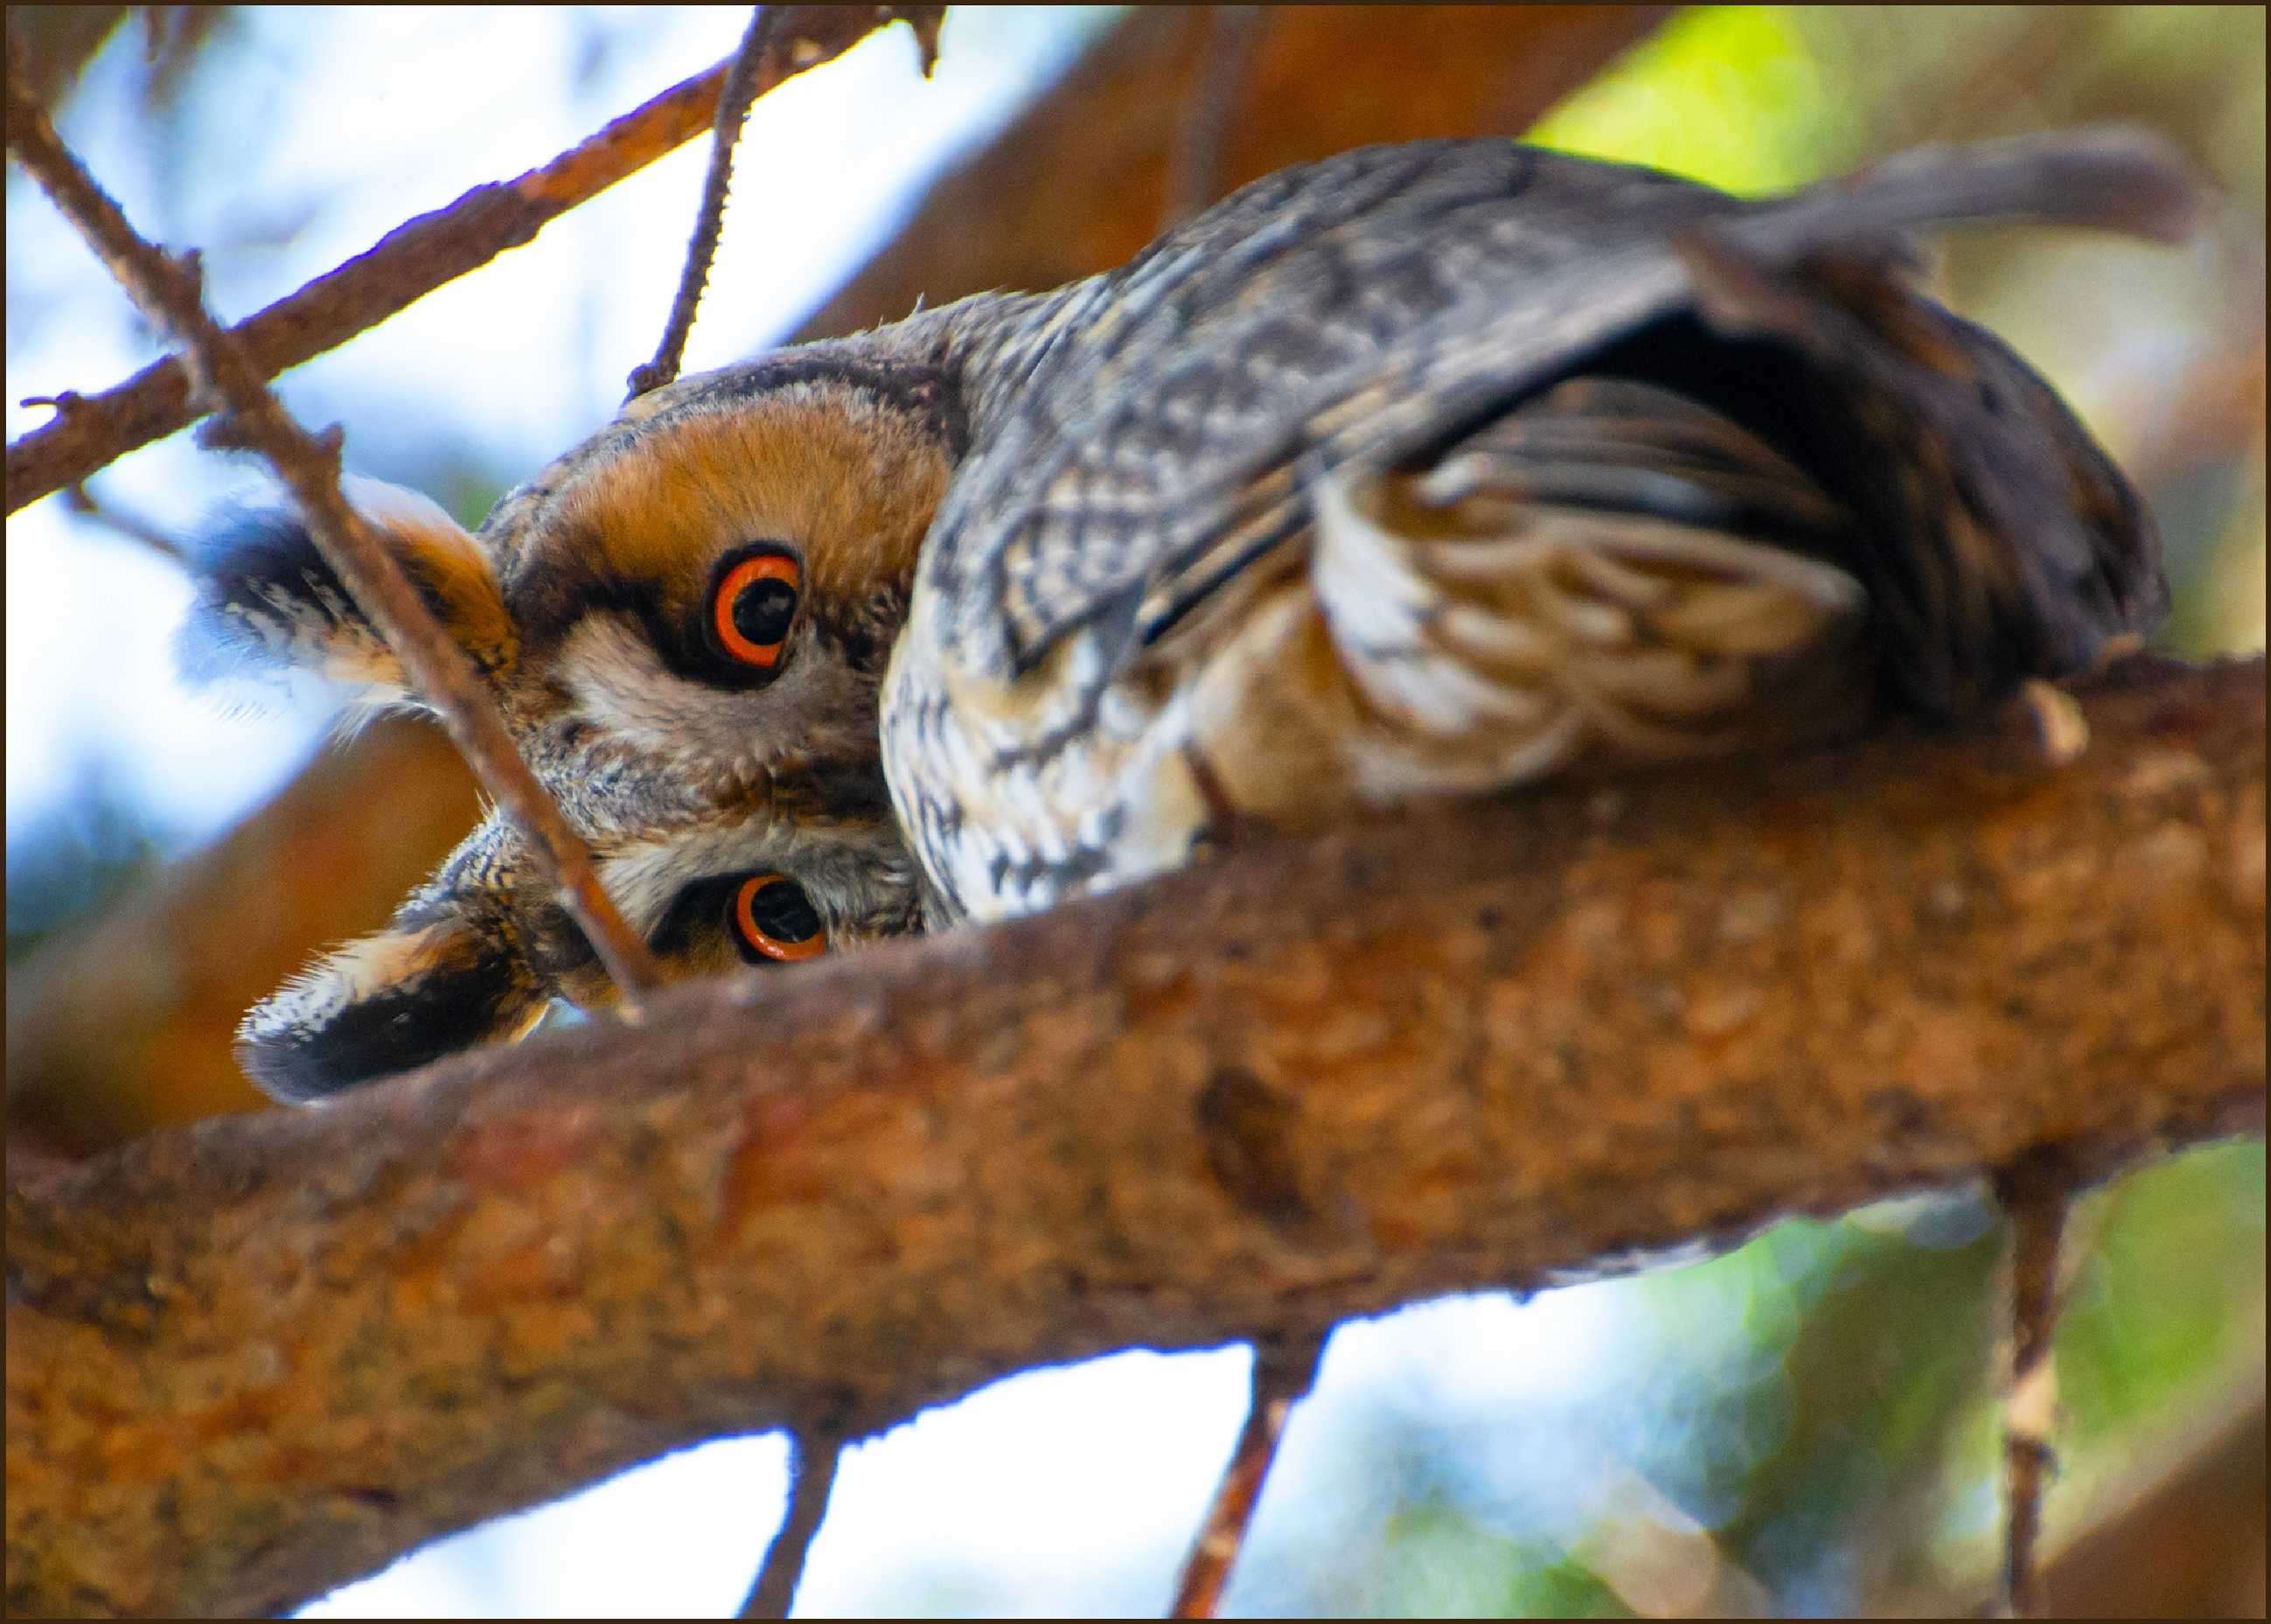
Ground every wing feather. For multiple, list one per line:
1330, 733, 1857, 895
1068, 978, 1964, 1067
919, 130, 2191, 721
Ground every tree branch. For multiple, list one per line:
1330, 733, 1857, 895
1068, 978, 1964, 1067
1160, 6, 1269, 232
624, 4, 944, 403
737, 1430, 843, 1619
5, 654, 2261, 1618
4, 5, 934, 515
1169, 1329, 1323, 1617
1993, 1146, 2076, 1620
790, 3, 1674, 342
5, 45, 667, 1005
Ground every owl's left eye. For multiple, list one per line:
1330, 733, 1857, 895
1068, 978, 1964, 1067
709, 545, 802, 673
729, 873, 826, 963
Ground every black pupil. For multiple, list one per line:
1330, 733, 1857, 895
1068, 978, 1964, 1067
732, 576, 797, 647
743, 879, 821, 945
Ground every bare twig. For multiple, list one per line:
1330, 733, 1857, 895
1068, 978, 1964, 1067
1170, 1330, 1326, 1618
739, 1432, 843, 1619
6, 655, 2260, 1619
626, 8, 790, 401
4, 47, 665, 1006
4, 6, 934, 514
59, 478, 186, 564
1993, 1148, 2076, 1620
1161, 5, 1267, 231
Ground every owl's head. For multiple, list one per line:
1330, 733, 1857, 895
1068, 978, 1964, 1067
183, 322, 993, 1101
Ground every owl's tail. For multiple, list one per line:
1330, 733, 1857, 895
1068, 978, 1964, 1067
1316, 127, 2198, 732
1589, 239, 2168, 720
1309, 379, 1880, 793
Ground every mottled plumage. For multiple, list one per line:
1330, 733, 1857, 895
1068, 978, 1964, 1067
888, 134, 2180, 920
185, 131, 2190, 1099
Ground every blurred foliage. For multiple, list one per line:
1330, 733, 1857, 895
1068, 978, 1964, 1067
1207, 1148, 2262, 1616
5, 769, 172, 965
1529, 8, 1850, 197
2057, 1141, 2265, 1453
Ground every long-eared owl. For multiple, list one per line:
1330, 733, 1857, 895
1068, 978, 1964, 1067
183, 130, 2191, 1101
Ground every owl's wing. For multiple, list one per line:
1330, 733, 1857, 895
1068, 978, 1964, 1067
922, 129, 2194, 717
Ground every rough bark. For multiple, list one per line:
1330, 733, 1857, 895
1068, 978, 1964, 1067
6, 655, 2263, 1619
790, 3, 1675, 340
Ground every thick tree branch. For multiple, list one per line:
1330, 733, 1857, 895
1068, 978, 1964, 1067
4, 657, 2262, 1617
2045, 1394, 2268, 1617
4, 6, 934, 514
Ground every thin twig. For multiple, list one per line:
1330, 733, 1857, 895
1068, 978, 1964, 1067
1161, 5, 1266, 231
60, 478, 188, 564
739, 1432, 843, 1619
626, 8, 780, 401
5, 6, 933, 515
1170, 1329, 1326, 1618
1992, 1147, 2075, 1620
5, 46, 666, 1007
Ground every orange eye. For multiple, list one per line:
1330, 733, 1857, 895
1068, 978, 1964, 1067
731, 874, 826, 963
711, 549, 801, 669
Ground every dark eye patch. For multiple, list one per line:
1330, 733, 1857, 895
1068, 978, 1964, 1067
648, 873, 747, 958
504, 523, 805, 693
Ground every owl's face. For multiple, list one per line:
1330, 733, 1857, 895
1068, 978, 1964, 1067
184, 338, 970, 1100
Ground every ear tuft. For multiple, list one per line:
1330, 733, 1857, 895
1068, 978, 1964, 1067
177, 477, 512, 707
238, 903, 546, 1103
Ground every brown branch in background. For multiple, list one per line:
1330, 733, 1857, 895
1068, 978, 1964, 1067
4, 715, 480, 1153
1161, 5, 1267, 231
625, 7, 781, 401
739, 1432, 844, 1619
4, 52, 665, 1005
1994, 1148, 2077, 1620
1170, 1330, 1326, 1618
2045, 1392, 2268, 1618
5, 655, 2260, 1619
791, 4, 1675, 342
3, 5, 935, 515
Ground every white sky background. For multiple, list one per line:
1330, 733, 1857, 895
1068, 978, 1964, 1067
3, 8, 1654, 1616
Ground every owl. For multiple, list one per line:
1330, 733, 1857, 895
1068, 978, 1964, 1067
184, 131, 2186, 1101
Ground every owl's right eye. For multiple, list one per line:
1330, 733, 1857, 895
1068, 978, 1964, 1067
708, 544, 802, 675
729, 873, 826, 963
